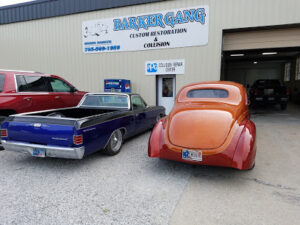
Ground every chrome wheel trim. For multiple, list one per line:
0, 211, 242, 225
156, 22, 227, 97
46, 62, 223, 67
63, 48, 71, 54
110, 130, 122, 152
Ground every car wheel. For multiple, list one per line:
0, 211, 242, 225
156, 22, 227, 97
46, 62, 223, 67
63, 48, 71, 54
247, 162, 255, 170
280, 104, 287, 110
153, 114, 163, 127
104, 129, 123, 156
156, 114, 163, 123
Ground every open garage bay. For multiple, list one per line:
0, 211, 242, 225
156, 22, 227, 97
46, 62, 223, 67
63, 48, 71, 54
1, 104, 300, 225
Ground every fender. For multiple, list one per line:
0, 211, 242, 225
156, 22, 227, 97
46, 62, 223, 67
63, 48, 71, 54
232, 119, 256, 170
148, 118, 165, 157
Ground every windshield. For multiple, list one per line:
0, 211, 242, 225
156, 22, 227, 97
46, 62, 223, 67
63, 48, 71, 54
80, 94, 129, 109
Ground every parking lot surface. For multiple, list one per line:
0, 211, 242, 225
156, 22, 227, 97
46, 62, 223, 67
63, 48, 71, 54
1, 104, 300, 225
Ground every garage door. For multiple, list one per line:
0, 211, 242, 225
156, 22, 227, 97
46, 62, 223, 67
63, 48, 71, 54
223, 27, 300, 51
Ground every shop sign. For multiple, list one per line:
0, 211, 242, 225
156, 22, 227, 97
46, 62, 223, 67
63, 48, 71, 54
145, 59, 185, 75
82, 5, 209, 53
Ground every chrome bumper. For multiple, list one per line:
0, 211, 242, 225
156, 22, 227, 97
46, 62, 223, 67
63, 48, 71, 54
2, 140, 85, 159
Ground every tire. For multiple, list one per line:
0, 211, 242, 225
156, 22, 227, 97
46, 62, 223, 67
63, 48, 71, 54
104, 129, 123, 156
248, 162, 255, 170
156, 114, 162, 123
280, 104, 287, 110
153, 114, 164, 128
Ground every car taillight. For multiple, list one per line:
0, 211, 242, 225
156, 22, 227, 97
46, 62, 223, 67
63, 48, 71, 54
287, 87, 290, 95
73, 135, 83, 145
0, 129, 8, 137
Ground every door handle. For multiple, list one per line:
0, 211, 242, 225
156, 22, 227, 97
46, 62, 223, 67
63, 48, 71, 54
24, 97, 32, 101
55, 96, 61, 99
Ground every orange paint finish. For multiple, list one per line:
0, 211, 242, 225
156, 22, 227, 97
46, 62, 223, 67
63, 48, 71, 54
148, 81, 257, 170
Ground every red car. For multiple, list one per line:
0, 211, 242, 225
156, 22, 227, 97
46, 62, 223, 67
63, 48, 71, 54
0, 69, 87, 120
148, 81, 256, 170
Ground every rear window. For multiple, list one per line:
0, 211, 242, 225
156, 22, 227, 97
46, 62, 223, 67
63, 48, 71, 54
0, 74, 5, 92
81, 95, 129, 108
187, 89, 229, 98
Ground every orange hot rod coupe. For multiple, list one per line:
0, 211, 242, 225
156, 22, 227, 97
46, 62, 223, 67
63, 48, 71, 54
148, 81, 257, 170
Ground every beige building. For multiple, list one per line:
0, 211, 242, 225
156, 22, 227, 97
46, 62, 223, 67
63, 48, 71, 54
1, 0, 300, 113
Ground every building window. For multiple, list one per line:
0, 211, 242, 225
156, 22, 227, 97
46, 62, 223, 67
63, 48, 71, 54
296, 57, 300, 80
162, 78, 174, 97
284, 62, 291, 82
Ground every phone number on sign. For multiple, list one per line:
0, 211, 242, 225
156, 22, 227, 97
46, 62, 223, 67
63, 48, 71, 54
85, 45, 120, 52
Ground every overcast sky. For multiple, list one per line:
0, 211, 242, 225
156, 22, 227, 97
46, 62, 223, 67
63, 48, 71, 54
0, 0, 34, 7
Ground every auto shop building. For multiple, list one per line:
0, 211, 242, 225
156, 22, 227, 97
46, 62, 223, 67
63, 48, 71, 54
1, 0, 300, 114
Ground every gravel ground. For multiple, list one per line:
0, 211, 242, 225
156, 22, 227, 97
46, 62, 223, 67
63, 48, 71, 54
1, 104, 300, 225
0, 132, 193, 225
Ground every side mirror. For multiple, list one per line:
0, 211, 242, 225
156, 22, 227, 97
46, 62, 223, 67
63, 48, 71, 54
70, 87, 77, 93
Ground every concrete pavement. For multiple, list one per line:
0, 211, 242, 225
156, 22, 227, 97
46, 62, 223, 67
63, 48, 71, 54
170, 104, 300, 225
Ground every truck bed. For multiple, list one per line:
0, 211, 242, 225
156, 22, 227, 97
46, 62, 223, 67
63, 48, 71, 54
29, 107, 118, 119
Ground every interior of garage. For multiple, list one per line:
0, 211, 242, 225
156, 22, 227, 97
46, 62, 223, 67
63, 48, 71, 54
221, 27, 300, 106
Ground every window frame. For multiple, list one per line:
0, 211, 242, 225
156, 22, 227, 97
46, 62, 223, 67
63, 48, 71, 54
15, 74, 50, 93
0, 73, 6, 93
79, 94, 130, 109
47, 77, 73, 93
131, 95, 147, 110
284, 62, 291, 82
296, 57, 300, 81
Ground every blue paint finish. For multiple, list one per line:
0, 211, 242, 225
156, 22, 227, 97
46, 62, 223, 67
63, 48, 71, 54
5, 121, 75, 147
80, 108, 162, 155
1, 94, 165, 159
81, 115, 135, 155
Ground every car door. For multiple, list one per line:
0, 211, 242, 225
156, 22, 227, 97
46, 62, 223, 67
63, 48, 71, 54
47, 77, 81, 108
131, 95, 150, 133
15, 74, 54, 112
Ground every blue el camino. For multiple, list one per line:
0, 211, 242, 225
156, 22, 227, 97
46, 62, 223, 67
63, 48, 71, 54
1, 93, 165, 159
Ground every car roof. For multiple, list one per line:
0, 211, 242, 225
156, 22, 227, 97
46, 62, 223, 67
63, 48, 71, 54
0, 69, 43, 73
0, 69, 51, 77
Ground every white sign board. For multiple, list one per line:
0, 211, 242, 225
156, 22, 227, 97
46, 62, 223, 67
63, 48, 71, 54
145, 59, 185, 75
82, 6, 209, 53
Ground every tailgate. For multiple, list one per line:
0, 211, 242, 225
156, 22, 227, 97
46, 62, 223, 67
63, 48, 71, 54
4, 117, 77, 147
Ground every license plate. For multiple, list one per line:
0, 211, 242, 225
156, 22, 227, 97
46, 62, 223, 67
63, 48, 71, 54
268, 97, 275, 100
32, 148, 46, 157
182, 149, 202, 162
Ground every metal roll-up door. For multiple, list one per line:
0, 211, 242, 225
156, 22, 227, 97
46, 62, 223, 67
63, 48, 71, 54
223, 27, 300, 51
